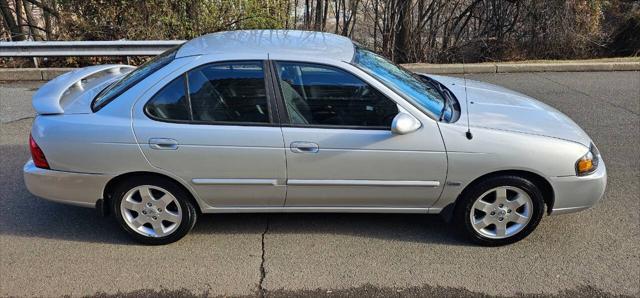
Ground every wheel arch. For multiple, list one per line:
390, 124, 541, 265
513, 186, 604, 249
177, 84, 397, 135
441, 170, 555, 222
100, 171, 202, 216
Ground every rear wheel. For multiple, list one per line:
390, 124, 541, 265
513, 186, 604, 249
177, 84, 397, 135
455, 175, 545, 246
112, 177, 197, 245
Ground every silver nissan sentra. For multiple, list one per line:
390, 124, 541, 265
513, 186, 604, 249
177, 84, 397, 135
24, 30, 606, 245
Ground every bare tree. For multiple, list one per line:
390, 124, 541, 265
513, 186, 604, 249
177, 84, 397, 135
1, 0, 630, 65
394, 0, 412, 62
0, 0, 25, 41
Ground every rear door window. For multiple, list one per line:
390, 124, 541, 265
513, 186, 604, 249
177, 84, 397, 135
188, 62, 270, 123
145, 61, 272, 124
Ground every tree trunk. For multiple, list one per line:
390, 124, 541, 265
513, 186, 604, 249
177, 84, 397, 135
394, 0, 412, 62
313, 0, 322, 30
23, 0, 40, 40
334, 0, 340, 34
15, 0, 27, 40
322, 0, 329, 30
294, 0, 299, 29
0, 0, 22, 40
304, 0, 311, 30
348, 0, 359, 37
373, 0, 378, 51
43, 12, 51, 39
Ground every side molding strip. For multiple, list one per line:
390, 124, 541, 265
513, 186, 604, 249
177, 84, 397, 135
287, 179, 440, 187
192, 179, 278, 186
192, 179, 441, 187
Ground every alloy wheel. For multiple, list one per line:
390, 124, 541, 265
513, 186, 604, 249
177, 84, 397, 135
469, 186, 532, 239
120, 185, 182, 238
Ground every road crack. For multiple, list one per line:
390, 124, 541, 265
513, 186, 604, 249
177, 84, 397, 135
536, 73, 639, 116
1, 116, 34, 124
258, 216, 270, 298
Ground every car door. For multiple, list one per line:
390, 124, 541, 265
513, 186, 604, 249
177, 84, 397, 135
133, 60, 286, 208
271, 61, 447, 208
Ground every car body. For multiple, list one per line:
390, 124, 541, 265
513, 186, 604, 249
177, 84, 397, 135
24, 30, 606, 245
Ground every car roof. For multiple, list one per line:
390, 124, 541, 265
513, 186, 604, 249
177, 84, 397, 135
176, 30, 356, 62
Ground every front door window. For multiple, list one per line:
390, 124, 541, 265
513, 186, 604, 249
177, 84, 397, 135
274, 62, 398, 128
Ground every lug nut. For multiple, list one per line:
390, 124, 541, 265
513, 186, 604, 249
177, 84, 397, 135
498, 204, 504, 208
157, 208, 162, 212
147, 203, 152, 207
498, 217, 504, 221
507, 209, 512, 213
152, 216, 157, 220
490, 211, 496, 216
142, 210, 147, 215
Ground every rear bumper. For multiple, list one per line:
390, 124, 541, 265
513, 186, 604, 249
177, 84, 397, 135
548, 161, 607, 215
23, 160, 110, 208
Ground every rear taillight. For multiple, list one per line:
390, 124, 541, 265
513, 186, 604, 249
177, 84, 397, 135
29, 134, 49, 169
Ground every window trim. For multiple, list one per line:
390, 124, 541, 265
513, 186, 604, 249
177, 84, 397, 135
268, 60, 400, 131
143, 60, 279, 127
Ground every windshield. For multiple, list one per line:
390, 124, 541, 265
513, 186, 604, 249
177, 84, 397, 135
92, 46, 178, 111
353, 47, 446, 119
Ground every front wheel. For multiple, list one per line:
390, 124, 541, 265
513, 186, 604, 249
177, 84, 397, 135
455, 175, 545, 246
112, 177, 197, 245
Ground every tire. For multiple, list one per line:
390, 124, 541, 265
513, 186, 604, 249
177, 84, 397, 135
112, 176, 197, 245
454, 175, 545, 246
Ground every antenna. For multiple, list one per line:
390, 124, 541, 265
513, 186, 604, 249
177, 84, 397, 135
461, 53, 473, 140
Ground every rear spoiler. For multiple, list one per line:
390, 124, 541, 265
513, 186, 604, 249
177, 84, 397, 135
32, 64, 135, 115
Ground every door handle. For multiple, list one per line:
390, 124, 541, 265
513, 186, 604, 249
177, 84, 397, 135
149, 138, 179, 150
290, 141, 319, 153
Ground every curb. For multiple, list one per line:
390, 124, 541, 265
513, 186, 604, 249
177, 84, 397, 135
0, 68, 70, 81
403, 62, 640, 74
0, 62, 638, 81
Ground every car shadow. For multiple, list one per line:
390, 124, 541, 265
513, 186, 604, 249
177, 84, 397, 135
1, 195, 466, 246
195, 212, 466, 246
1, 143, 465, 246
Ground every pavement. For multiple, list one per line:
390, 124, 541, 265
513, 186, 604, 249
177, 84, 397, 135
0, 72, 639, 297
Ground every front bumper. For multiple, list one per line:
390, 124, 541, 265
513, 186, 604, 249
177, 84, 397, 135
548, 161, 607, 215
23, 160, 110, 208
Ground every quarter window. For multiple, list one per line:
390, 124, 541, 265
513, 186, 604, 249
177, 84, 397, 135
275, 62, 398, 127
145, 75, 190, 121
145, 61, 270, 124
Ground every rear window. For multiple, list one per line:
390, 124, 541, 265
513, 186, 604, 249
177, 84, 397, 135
91, 47, 178, 112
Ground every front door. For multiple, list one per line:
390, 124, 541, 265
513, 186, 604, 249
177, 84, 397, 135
133, 61, 286, 208
272, 61, 447, 208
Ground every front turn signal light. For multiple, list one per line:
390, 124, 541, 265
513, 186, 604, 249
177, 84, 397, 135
577, 158, 593, 173
575, 144, 599, 176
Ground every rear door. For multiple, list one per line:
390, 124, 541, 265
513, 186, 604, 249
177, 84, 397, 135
271, 61, 447, 208
133, 60, 287, 208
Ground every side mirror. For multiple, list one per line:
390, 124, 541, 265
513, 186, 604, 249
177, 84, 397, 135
391, 112, 421, 135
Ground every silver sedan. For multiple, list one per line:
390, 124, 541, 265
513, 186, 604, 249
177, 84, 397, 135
23, 30, 606, 245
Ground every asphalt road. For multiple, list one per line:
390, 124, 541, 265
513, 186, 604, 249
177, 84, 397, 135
1, 72, 639, 297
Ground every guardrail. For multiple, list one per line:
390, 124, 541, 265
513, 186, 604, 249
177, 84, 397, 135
0, 40, 185, 57
1, 41, 638, 75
